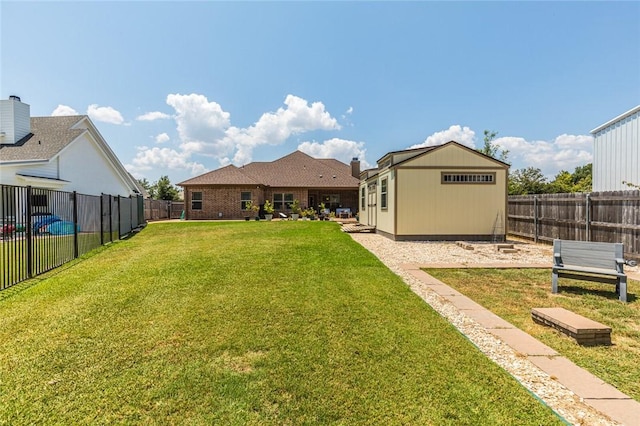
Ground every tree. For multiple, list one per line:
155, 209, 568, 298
150, 175, 180, 201
137, 178, 152, 193
547, 164, 592, 194
509, 167, 549, 195
477, 130, 509, 163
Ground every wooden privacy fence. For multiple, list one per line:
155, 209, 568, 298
144, 199, 184, 221
508, 190, 640, 259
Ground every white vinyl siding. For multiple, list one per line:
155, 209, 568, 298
592, 107, 640, 191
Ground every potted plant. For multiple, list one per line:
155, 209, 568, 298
289, 199, 301, 220
318, 202, 328, 220
244, 200, 259, 221
305, 207, 316, 221
263, 199, 274, 221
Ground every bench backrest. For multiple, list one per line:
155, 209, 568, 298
553, 239, 623, 270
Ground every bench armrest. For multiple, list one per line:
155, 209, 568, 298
553, 253, 562, 265
615, 258, 625, 265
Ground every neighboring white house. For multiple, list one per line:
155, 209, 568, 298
590, 105, 640, 191
0, 96, 140, 197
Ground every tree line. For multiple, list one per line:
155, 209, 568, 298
478, 130, 592, 195
137, 176, 181, 201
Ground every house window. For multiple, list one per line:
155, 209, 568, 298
31, 194, 48, 207
442, 172, 496, 184
241, 192, 252, 210
380, 178, 388, 209
191, 192, 202, 210
322, 194, 341, 211
273, 193, 294, 210
361, 187, 365, 210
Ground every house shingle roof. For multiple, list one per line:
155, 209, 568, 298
178, 164, 261, 186
179, 150, 359, 188
0, 116, 86, 162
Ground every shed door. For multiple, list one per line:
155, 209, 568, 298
367, 186, 377, 227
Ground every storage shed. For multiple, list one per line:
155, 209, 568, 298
590, 105, 640, 192
359, 141, 509, 241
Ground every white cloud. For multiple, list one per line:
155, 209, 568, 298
409, 125, 476, 149
155, 133, 170, 144
407, 125, 593, 178
127, 146, 207, 177
496, 134, 593, 177
166, 93, 231, 149
129, 93, 344, 177
221, 94, 341, 165
298, 138, 370, 169
137, 111, 171, 121
51, 105, 79, 116
87, 104, 125, 125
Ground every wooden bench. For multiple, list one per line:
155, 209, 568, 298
531, 307, 611, 346
552, 239, 628, 302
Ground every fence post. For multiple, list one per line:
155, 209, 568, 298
73, 191, 79, 259
25, 186, 33, 278
586, 193, 591, 242
117, 196, 121, 238
533, 195, 538, 243
108, 195, 113, 243
130, 195, 135, 230
100, 193, 104, 245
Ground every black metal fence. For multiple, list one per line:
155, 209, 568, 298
1, 184, 145, 290
508, 190, 640, 260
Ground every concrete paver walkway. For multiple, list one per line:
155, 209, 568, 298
401, 263, 640, 426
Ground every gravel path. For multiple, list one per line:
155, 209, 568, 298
349, 233, 628, 426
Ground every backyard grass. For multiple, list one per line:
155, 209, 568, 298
425, 268, 640, 402
0, 222, 562, 425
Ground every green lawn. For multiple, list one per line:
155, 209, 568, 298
425, 268, 640, 402
0, 222, 562, 424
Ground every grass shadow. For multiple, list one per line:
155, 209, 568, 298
558, 284, 636, 302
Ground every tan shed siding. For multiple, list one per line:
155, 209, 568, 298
407, 143, 502, 168
358, 182, 367, 224
376, 170, 395, 235
396, 168, 506, 235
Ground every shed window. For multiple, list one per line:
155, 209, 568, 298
380, 178, 388, 209
191, 192, 203, 210
241, 192, 252, 210
361, 187, 365, 210
442, 173, 496, 184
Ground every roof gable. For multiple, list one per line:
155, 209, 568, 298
394, 141, 510, 169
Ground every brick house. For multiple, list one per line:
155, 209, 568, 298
178, 151, 360, 220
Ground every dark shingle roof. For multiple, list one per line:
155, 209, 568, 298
0, 116, 86, 162
179, 151, 359, 188
178, 164, 261, 185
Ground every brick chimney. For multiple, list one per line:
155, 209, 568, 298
0, 96, 31, 145
350, 157, 360, 178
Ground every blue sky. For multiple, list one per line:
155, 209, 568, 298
2, 1, 639, 185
